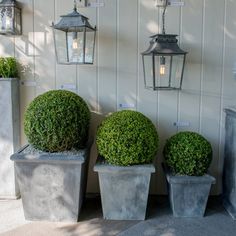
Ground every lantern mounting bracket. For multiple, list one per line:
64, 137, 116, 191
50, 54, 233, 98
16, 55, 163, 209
77, 0, 105, 8
156, 0, 185, 7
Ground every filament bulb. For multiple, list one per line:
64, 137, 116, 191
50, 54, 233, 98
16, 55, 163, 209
72, 32, 78, 49
160, 56, 166, 76
160, 65, 165, 75
73, 40, 78, 49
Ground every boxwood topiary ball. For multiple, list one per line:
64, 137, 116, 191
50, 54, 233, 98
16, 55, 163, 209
163, 131, 212, 176
96, 110, 159, 166
24, 90, 90, 152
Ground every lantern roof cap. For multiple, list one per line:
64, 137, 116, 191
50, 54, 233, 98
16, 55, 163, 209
52, 8, 96, 32
61, 9, 88, 19
0, 0, 17, 7
142, 34, 188, 55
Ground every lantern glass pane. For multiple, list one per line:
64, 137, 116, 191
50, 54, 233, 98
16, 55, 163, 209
0, 6, 13, 33
143, 55, 154, 89
5, 7, 13, 31
67, 31, 85, 63
54, 29, 68, 63
170, 55, 185, 88
0, 7, 4, 30
155, 55, 172, 88
14, 8, 21, 34
85, 29, 96, 64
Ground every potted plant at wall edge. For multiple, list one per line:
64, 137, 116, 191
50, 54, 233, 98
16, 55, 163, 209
0, 57, 20, 199
163, 131, 216, 217
94, 110, 159, 220
11, 90, 92, 222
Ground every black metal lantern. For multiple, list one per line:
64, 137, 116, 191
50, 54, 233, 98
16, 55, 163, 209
52, 1, 96, 65
141, 3, 187, 90
0, 0, 22, 35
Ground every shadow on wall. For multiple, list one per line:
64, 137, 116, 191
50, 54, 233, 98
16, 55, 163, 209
86, 112, 106, 193
16, 1, 56, 93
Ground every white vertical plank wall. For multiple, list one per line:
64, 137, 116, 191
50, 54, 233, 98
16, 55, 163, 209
34, 0, 56, 95
2, 0, 233, 195
117, 0, 138, 111
201, 0, 224, 193
15, 0, 35, 144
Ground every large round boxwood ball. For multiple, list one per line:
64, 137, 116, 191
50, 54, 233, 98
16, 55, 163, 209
24, 90, 90, 152
163, 131, 212, 176
96, 110, 159, 166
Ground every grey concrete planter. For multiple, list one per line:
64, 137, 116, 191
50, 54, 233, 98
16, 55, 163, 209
94, 158, 155, 220
0, 78, 20, 199
11, 144, 91, 222
163, 164, 216, 217
223, 108, 236, 220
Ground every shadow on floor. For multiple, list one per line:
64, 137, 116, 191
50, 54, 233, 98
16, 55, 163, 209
1, 196, 235, 236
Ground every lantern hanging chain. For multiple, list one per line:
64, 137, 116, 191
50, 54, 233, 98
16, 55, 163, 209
74, 0, 77, 11
162, 1, 168, 35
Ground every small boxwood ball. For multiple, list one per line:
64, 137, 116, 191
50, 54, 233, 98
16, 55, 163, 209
96, 110, 159, 166
24, 90, 90, 152
163, 131, 212, 176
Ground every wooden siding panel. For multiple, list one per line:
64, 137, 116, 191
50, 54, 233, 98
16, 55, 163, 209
0, 0, 233, 194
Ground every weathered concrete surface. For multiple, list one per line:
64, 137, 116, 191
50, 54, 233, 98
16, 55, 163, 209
1, 196, 236, 236
94, 161, 155, 220
163, 165, 216, 217
223, 108, 236, 220
0, 199, 27, 234
11, 144, 91, 222
0, 78, 20, 199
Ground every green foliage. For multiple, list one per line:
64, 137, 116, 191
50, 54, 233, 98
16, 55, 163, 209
163, 131, 212, 176
96, 110, 159, 166
0, 57, 18, 78
24, 90, 90, 152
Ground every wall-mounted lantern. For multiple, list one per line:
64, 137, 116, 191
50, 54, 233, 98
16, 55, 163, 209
0, 0, 22, 35
141, 1, 187, 90
52, 0, 96, 65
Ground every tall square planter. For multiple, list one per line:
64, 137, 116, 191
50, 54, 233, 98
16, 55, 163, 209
11, 144, 91, 222
94, 159, 155, 220
223, 108, 236, 220
0, 78, 20, 199
163, 164, 215, 217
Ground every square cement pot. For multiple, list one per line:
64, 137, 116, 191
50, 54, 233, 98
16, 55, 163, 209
0, 78, 20, 199
94, 158, 155, 220
11, 144, 91, 222
163, 164, 216, 217
223, 108, 236, 220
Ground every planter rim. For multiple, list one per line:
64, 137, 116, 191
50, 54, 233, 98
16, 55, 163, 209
162, 163, 216, 184
224, 107, 236, 117
11, 143, 91, 164
94, 158, 155, 174
0, 78, 18, 81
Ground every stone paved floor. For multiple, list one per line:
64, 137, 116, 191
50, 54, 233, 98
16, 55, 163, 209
0, 196, 235, 236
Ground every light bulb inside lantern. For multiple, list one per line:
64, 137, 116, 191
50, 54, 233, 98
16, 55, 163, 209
160, 65, 165, 75
73, 40, 78, 49
72, 32, 78, 49
160, 56, 166, 76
